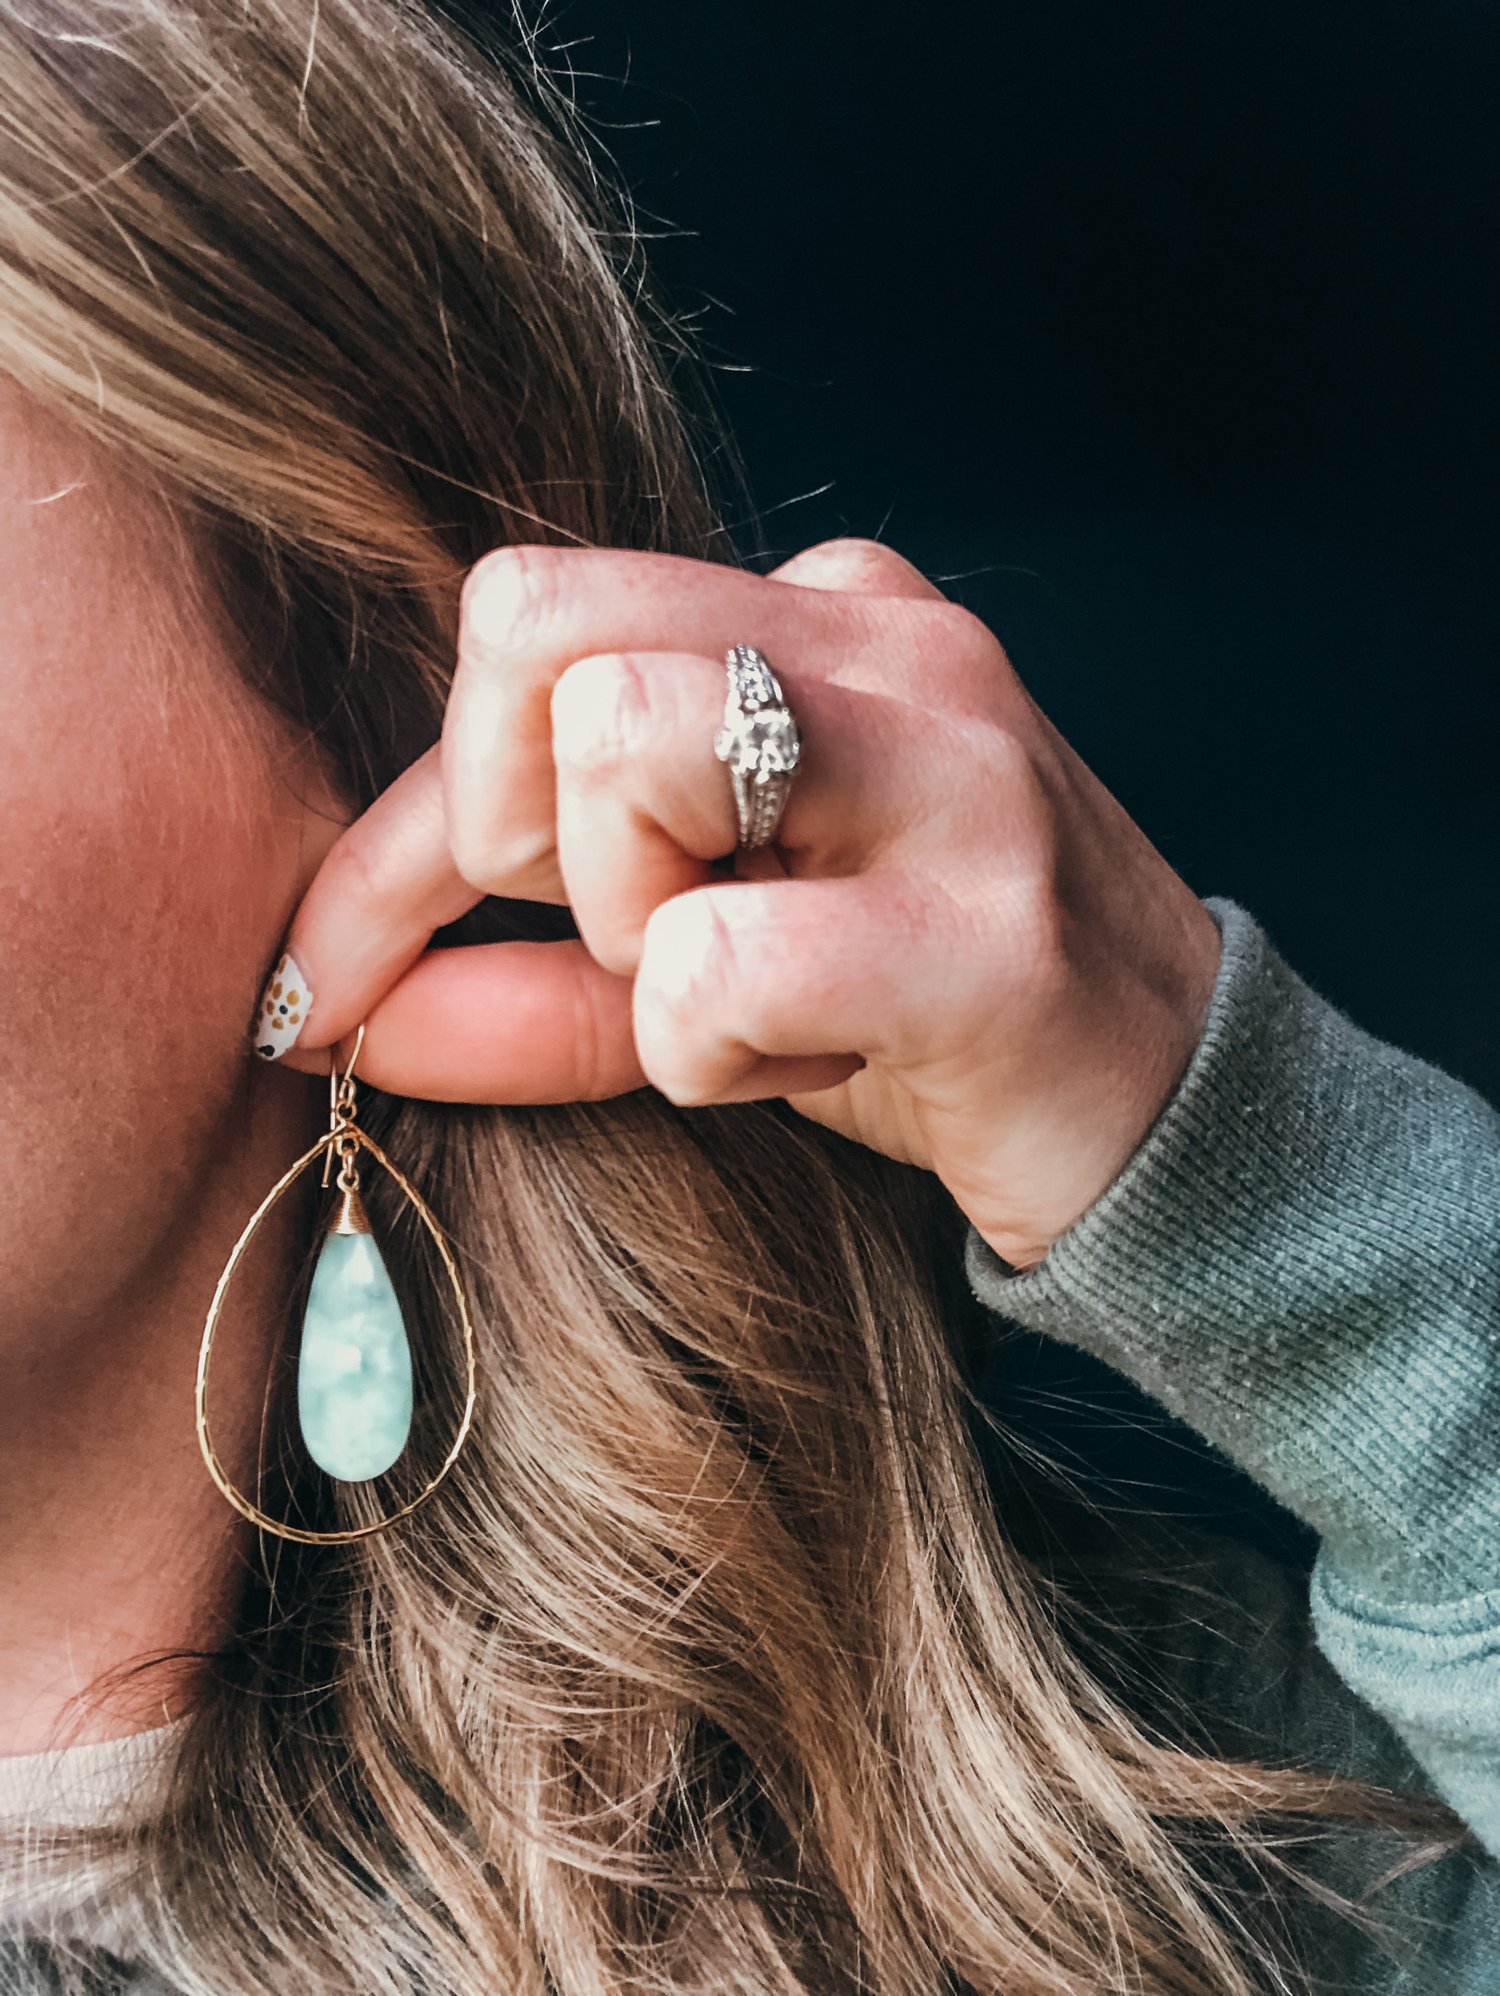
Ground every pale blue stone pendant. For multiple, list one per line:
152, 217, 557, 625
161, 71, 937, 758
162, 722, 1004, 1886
297, 1180, 414, 1483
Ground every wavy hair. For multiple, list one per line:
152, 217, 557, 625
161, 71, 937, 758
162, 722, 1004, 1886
0, 3, 1469, 1991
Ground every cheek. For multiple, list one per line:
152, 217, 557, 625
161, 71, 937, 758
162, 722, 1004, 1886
0, 628, 316, 1333
2, 724, 247, 1075
0, 389, 348, 1348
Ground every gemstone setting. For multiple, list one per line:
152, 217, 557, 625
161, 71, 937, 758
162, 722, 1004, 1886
713, 704, 801, 779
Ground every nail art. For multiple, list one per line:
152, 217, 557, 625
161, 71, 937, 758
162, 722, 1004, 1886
251, 951, 312, 1061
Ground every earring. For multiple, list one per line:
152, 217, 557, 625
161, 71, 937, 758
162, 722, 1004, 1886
196, 1022, 478, 1545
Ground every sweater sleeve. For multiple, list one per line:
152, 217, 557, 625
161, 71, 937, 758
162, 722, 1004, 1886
962, 897, 1500, 1852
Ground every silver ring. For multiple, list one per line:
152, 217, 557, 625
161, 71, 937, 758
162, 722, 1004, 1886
711, 644, 802, 850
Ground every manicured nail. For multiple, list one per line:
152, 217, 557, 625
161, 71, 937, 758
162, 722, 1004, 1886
251, 950, 312, 1061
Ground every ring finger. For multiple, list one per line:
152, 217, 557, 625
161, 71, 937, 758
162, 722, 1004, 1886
545, 647, 902, 980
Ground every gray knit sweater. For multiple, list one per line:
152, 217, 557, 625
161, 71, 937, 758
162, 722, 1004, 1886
963, 896, 1500, 1990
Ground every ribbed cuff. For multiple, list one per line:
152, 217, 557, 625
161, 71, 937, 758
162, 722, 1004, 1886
964, 898, 1500, 1606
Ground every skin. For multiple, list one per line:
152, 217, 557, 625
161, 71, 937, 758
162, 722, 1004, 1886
270, 538, 1223, 1271
1, 385, 1220, 1753
0, 388, 349, 1753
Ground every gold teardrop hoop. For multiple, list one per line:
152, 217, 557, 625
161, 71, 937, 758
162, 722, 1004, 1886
195, 1118, 478, 1548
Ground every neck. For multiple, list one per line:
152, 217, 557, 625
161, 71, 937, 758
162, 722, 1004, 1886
0, 1075, 325, 1757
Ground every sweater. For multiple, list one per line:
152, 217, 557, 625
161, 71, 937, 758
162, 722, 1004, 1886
3, 896, 1497, 1991
961, 896, 1500, 1989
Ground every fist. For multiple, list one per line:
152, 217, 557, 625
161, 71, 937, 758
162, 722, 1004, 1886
255, 537, 1221, 1269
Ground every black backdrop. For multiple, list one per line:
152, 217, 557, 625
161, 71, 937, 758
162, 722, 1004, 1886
444, 3, 1497, 1554
462, 0, 1499, 1100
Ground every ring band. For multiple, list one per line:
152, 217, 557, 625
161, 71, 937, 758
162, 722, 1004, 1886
711, 644, 802, 850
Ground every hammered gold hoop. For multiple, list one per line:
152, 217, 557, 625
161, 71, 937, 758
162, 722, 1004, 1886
195, 1064, 478, 1546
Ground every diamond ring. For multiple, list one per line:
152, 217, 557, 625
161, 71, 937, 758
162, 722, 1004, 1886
711, 644, 802, 850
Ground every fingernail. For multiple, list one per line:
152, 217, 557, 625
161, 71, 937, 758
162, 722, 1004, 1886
250, 950, 313, 1061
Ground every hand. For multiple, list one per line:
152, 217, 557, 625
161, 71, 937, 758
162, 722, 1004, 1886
260, 537, 1221, 1269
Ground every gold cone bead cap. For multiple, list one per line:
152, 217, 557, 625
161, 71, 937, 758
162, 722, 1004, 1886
331, 1181, 373, 1235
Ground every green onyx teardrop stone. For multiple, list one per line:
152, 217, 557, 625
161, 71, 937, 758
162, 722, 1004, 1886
297, 1222, 414, 1482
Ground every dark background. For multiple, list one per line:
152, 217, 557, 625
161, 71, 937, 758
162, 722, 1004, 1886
455, 4, 1497, 1555
472, 0, 1499, 1100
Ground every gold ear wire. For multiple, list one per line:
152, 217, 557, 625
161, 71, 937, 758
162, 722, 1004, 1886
321, 1022, 367, 1191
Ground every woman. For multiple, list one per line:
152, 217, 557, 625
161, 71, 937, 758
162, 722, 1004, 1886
0, 2, 1494, 1991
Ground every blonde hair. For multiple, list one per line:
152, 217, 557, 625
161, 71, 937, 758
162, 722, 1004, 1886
0, 3, 1469, 1990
